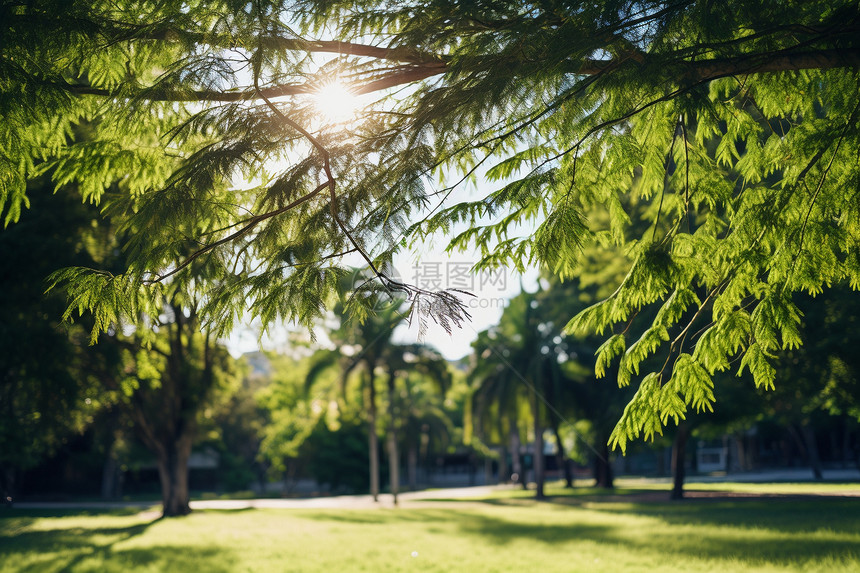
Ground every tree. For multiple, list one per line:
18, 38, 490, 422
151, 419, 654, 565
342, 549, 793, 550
398, 366, 459, 491
381, 342, 451, 503
102, 301, 238, 516
470, 292, 574, 498
756, 284, 860, 478
304, 305, 402, 501
303, 299, 451, 503
469, 328, 531, 489
4, 0, 860, 449
258, 352, 327, 491
0, 179, 107, 502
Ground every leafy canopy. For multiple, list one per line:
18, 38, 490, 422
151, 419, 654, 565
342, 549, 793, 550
3, 0, 859, 447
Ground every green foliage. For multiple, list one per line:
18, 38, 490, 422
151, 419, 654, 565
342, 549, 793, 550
4, 0, 860, 448
0, 182, 108, 473
258, 353, 332, 472
301, 416, 373, 493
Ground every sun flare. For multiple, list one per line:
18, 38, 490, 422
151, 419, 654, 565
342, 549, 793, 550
313, 81, 360, 125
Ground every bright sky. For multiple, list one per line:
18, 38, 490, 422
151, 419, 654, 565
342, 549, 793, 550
226, 184, 540, 361
226, 72, 542, 361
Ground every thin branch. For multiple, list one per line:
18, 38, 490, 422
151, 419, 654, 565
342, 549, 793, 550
681, 115, 691, 234
146, 181, 328, 284
653, 116, 683, 242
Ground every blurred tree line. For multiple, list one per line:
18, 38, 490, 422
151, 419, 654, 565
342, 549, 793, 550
3, 178, 860, 511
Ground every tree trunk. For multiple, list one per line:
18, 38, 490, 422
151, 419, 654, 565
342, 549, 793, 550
593, 440, 614, 489
787, 422, 823, 480
386, 372, 399, 505
800, 423, 824, 480
497, 445, 508, 486
531, 392, 545, 500
387, 431, 399, 504
734, 433, 747, 472
671, 423, 690, 500
157, 434, 193, 517
509, 423, 526, 489
552, 422, 573, 488
407, 443, 418, 491
367, 375, 380, 501
101, 451, 122, 500
484, 456, 494, 485
2, 466, 14, 506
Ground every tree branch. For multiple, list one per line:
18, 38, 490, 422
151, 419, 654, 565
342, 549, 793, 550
146, 181, 328, 284
56, 47, 859, 103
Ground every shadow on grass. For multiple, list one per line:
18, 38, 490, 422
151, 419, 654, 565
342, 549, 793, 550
298, 507, 615, 544
0, 511, 237, 573
593, 495, 860, 533
413, 488, 860, 534
297, 494, 860, 567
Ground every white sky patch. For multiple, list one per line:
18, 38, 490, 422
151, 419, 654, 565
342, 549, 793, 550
312, 80, 360, 125
225, 175, 541, 361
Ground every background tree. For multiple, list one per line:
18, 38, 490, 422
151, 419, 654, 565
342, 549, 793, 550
398, 368, 459, 491
100, 301, 238, 516
758, 284, 860, 478
258, 352, 328, 492
469, 292, 576, 498
303, 305, 402, 501
0, 179, 108, 502
380, 342, 451, 503
200, 357, 269, 493
469, 328, 531, 490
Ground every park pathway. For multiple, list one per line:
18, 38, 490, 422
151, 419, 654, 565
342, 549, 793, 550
12, 467, 860, 512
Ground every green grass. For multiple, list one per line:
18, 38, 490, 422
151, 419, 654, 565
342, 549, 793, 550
2, 483, 859, 572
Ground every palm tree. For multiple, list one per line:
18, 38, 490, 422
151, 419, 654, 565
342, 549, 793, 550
380, 343, 451, 503
306, 296, 453, 503
469, 328, 530, 489
470, 292, 576, 499
305, 306, 400, 501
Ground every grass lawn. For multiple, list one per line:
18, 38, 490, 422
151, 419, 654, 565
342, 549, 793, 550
2, 482, 859, 572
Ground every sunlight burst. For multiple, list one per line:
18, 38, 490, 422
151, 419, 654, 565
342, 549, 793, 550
313, 81, 360, 125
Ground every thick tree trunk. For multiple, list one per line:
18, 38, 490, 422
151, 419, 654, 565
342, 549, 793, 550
157, 434, 193, 517
671, 423, 690, 500
593, 441, 614, 489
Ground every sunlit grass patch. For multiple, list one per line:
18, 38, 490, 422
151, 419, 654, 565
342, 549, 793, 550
2, 483, 859, 572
